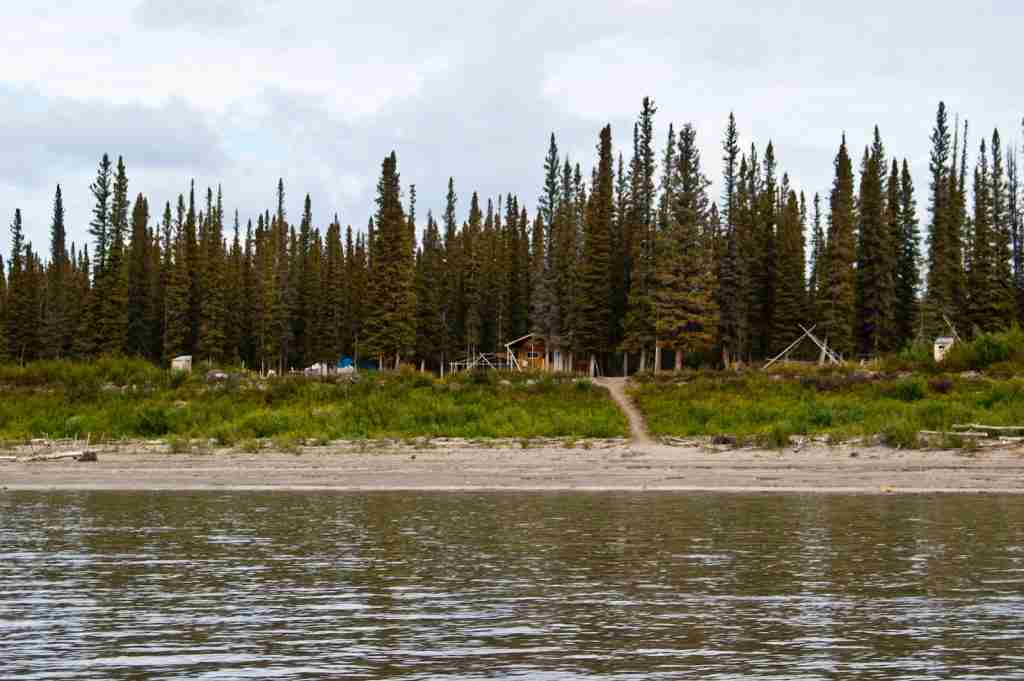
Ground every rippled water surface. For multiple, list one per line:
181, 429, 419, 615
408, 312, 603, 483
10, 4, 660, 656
3, 492, 1024, 679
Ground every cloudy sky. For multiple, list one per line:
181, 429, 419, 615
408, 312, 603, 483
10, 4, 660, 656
2, 0, 1022, 260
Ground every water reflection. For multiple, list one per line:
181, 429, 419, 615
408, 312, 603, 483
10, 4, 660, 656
2, 492, 1023, 679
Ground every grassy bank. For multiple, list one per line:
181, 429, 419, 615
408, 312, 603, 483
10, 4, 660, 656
631, 370, 1024, 448
0, 359, 628, 445
631, 328, 1024, 448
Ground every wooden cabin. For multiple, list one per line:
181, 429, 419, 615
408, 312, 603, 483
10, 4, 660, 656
504, 333, 549, 371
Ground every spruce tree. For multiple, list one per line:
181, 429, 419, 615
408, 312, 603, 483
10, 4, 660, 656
855, 127, 895, 355
718, 113, 745, 364
808, 193, 826, 317
461, 193, 483, 356
894, 160, 922, 346
440, 179, 459, 365
292, 194, 318, 366
415, 212, 445, 368
609, 152, 629, 351
968, 139, 995, 332
749, 142, 778, 357
223, 211, 245, 363
516, 204, 533, 339
990, 130, 1015, 326
621, 99, 658, 368
5, 210, 27, 361
364, 152, 416, 365
93, 156, 130, 355
770, 190, 806, 354
924, 103, 954, 333
126, 193, 151, 356
823, 135, 857, 357
656, 123, 718, 369
163, 214, 190, 363
203, 187, 229, 362
1010, 131, 1024, 322
44, 185, 70, 358
88, 155, 113, 278
577, 125, 615, 371
322, 216, 345, 363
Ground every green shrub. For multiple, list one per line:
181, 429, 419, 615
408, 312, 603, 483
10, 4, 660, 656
134, 406, 171, 436
272, 434, 302, 454
881, 419, 919, 448
575, 379, 594, 393
762, 422, 797, 449
883, 378, 926, 402
167, 436, 193, 454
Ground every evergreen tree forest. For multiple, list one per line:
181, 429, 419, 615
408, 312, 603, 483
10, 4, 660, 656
2, 101, 1022, 373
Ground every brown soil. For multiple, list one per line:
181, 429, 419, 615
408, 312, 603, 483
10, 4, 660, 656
595, 377, 652, 444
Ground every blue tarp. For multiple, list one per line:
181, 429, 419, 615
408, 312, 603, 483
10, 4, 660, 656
336, 356, 379, 370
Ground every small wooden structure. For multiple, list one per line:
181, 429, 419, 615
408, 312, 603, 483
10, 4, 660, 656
171, 355, 193, 373
504, 333, 548, 371
933, 337, 956, 362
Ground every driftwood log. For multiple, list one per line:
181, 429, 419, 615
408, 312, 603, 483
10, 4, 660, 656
16, 450, 98, 463
952, 424, 1024, 437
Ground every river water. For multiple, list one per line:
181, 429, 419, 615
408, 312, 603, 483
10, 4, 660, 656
2, 492, 1023, 679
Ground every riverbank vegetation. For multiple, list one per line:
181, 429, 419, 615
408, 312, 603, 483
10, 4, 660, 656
0, 359, 627, 444
631, 328, 1024, 448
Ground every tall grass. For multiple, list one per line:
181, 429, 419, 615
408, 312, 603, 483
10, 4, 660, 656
631, 369, 1024, 447
0, 361, 628, 443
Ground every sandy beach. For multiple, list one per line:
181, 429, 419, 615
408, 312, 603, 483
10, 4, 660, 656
3, 439, 1024, 493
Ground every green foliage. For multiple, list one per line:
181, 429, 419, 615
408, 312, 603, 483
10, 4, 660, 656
883, 378, 926, 402
632, 368, 1024, 448
0, 364, 627, 443
881, 418, 919, 448
944, 326, 1024, 371
821, 135, 858, 358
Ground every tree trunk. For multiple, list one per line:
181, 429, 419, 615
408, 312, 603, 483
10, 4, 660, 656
654, 346, 661, 374
674, 347, 684, 372
623, 352, 629, 377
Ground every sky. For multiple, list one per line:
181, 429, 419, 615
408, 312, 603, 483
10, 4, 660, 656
2, 0, 1022, 261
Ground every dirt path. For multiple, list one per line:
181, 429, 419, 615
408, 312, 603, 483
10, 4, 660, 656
596, 377, 652, 444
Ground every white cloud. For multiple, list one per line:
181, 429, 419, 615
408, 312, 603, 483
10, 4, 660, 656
1, 0, 1023, 260
133, 0, 251, 31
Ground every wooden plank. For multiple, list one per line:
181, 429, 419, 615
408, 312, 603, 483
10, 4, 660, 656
919, 430, 989, 439
952, 424, 1024, 436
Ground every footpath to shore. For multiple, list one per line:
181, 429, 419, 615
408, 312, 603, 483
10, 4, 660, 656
3, 440, 1024, 493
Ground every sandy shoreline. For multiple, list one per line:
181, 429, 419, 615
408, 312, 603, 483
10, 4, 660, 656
2, 440, 1024, 493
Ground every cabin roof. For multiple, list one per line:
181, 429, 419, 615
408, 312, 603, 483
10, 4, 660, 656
504, 333, 539, 347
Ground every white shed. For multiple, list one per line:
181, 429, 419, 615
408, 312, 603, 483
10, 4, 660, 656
171, 355, 193, 373
934, 337, 955, 363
